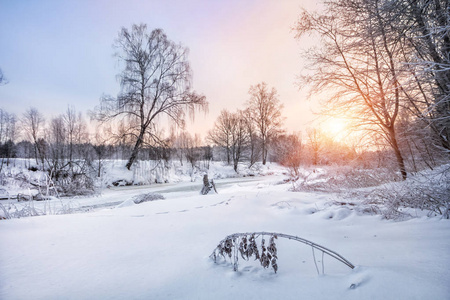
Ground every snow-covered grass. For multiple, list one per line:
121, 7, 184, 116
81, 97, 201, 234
1, 169, 449, 299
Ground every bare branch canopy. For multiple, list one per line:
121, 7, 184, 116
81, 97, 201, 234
91, 24, 207, 169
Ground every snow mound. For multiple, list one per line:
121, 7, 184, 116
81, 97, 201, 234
321, 208, 353, 220
116, 199, 136, 208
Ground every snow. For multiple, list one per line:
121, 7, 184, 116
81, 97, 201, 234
1, 163, 449, 299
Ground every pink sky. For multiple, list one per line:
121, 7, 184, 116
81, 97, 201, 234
0, 0, 323, 138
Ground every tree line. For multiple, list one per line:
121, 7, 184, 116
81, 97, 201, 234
1, 0, 449, 193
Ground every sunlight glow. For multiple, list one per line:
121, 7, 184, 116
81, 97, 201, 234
322, 118, 347, 138
317, 117, 355, 146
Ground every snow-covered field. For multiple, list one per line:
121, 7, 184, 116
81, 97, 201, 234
1, 165, 449, 299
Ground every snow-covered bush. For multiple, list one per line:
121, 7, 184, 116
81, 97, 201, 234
336, 165, 450, 219
293, 166, 396, 192
55, 172, 95, 197
364, 166, 449, 219
0, 202, 41, 219
132, 192, 164, 204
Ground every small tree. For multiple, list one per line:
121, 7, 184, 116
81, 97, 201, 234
273, 132, 302, 179
208, 110, 250, 172
0, 108, 17, 147
93, 131, 109, 178
243, 108, 261, 167
207, 110, 234, 165
229, 111, 250, 172
21, 108, 46, 169
184, 133, 202, 177
307, 128, 323, 166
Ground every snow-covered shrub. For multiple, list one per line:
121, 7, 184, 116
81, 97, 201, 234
272, 133, 302, 181
365, 167, 449, 219
293, 166, 396, 192
0, 202, 41, 219
337, 165, 450, 219
56, 173, 95, 197
132, 192, 164, 204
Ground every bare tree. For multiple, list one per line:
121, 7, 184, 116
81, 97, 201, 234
229, 111, 250, 172
394, 0, 450, 153
93, 129, 110, 178
242, 108, 261, 167
0, 109, 16, 144
0, 109, 17, 169
273, 132, 303, 179
92, 24, 207, 170
294, 0, 409, 179
184, 132, 202, 174
173, 130, 190, 165
246, 82, 284, 165
63, 106, 77, 165
307, 128, 323, 166
208, 110, 250, 171
21, 107, 46, 168
207, 110, 234, 165
47, 115, 66, 177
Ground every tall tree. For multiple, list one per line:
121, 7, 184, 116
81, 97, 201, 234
93, 24, 207, 170
246, 82, 284, 165
295, 0, 409, 179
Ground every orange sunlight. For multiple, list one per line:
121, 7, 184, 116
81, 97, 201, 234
321, 117, 348, 141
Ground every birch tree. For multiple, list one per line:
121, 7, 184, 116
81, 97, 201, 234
93, 24, 207, 170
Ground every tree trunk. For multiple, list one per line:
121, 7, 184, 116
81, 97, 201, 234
126, 132, 144, 170
393, 143, 407, 180
388, 127, 407, 180
262, 139, 267, 165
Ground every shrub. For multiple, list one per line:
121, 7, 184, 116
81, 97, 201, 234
132, 192, 165, 204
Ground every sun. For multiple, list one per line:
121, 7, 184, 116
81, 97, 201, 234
322, 117, 348, 139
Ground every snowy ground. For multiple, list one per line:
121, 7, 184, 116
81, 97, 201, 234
1, 171, 449, 299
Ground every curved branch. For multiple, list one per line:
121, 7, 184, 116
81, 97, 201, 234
210, 231, 355, 271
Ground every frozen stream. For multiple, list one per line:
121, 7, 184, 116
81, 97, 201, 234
2, 175, 280, 214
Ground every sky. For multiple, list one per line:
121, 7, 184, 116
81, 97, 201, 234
0, 0, 323, 138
